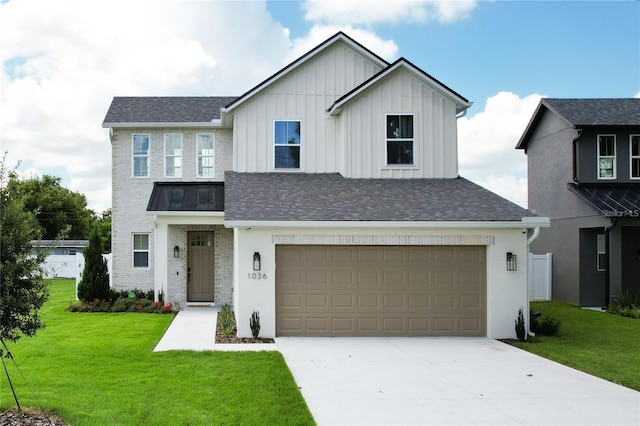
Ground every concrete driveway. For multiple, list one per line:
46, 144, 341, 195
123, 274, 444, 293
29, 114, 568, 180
276, 337, 640, 425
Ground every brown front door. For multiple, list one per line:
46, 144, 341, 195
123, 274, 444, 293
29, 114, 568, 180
187, 231, 214, 302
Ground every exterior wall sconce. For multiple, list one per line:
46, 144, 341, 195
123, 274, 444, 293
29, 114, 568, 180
253, 252, 261, 271
506, 252, 517, 271
174, 245, 180, 258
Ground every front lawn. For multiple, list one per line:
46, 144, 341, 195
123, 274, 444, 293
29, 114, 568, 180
514, 301, 640, 391
0, 280, 315, 425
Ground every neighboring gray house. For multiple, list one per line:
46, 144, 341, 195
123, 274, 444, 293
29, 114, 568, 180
103, 32, 547, 339
30, 240, 89, 256
517, 98, 640, 307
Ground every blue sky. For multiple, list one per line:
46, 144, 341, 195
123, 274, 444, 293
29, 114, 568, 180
1, 0, 638, 212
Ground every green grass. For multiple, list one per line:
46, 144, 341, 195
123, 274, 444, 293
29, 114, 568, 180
0, 280, 315, 425
514, 301, 640, 391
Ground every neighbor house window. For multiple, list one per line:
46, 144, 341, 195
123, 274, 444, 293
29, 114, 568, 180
631, 135, 640, 179
597, 134, 615, 179
386, 114, 414, 165
132, 134, 150, 177
274, 120, 301, 169
197, 133, 215, 177
164, 133, 183, 177
133, 234, 149, 268
596, 234, 605, 272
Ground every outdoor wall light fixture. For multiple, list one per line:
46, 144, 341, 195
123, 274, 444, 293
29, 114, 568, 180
174, 246, 180, 258
506, 252, 517, 271
253, 252, 261, 271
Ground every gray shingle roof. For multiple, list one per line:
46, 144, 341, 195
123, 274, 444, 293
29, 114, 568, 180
544, 98, 640, 126
224, 172, 533, 222
103, 96, 238, 124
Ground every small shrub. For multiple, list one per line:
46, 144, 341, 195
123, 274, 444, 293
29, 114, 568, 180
250, 311, 260, 339
534, 316, 561, 336
515, 308, 526, 341
219, 304, 234, 337
608, 290, 640, 319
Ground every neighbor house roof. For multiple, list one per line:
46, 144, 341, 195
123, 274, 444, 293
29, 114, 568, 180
30, 240, 89, 248
517, 98, 640, 150
102, 97, 238, 127
224, 172, 534, 223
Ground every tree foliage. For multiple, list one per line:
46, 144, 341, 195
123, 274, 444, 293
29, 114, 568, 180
77, 225, 110, 301
0, 153, 49, 343
97, 208, 111, 253
7, 173, 94, 240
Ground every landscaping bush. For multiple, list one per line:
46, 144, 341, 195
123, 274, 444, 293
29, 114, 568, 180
515, 308, 526, 341
533, 315, 561, 336
607, 290, 640, 319
250, 311, 260, 339
77, 225, 110, 301
219, 304, 234, 337
67, 295, 174, 314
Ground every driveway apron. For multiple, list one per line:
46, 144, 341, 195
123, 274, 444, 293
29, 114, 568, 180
276, 337, 640, 426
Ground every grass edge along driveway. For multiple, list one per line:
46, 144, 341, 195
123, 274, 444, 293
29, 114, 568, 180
514, 301, 640, 392
0, 280, 315, 425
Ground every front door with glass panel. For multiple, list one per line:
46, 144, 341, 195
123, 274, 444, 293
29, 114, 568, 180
187, 231, 214, 302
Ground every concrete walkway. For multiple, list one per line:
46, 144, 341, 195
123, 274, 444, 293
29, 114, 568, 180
153, 308, 277, 352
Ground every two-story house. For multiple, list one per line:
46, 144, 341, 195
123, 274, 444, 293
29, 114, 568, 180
517, 98, 640, 307
103, 32, 547, 339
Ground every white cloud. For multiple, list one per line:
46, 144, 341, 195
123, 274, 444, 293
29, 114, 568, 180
458, 92, 544, 209
286, 25, 399, 63
0, 0, 290, 213
635, 92, 640, 98
303, 0, 476, 25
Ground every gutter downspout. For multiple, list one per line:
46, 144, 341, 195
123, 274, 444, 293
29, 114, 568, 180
604, 218, 617, 309
527, 226, 541, 336
572, 128, 583, 182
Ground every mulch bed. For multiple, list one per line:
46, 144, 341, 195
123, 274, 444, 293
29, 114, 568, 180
214, 311, 275, 344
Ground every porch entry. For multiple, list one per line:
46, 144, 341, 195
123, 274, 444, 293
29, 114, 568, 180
187, 231, 215, 302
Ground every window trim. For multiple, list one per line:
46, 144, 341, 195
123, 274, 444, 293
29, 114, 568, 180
196, 133, 215, 178
132, 133, 150, 178
384, 113, 416, 167
630, 134, 640, 180
132, 233, 150, 269
596, 234, 605, 272
164, 133, 183, 178
273, 120, 302, 170
597, 134, 616, 180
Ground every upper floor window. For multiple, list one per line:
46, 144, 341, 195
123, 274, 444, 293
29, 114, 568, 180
597, 134, 615, 179
274, 120, 301, 169
197, 133, 215, 178
386, 114, 414, 165
164, 133, 183, 177
132, 134, 150, 177
133, 233, 149, 268
631, 135, 640, 179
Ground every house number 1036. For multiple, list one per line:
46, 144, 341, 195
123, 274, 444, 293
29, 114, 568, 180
248, 272, 267, 280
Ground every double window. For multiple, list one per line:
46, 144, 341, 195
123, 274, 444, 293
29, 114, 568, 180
274, 120, 301, 169
164, 134, 183, 177
197, 133, 215, 177
386, 114, 414, 165
132, 134, 150, 177
597, 134, 615, 179
133, 234, 149, 268
631, 135, 640, 179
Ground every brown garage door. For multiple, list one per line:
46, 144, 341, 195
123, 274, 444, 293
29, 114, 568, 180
276, 245, 486, 337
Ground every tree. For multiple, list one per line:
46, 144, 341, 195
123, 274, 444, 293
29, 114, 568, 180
97, 208, 111, 253
7, 174, 94, 240
0, 153, 49, 343
77, 225, 110, 301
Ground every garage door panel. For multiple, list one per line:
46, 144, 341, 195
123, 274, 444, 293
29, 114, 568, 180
276, 245, 486, 336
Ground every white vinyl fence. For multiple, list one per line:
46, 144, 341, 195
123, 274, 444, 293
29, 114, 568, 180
529, 253, 552, 301
42, 255, 79, 279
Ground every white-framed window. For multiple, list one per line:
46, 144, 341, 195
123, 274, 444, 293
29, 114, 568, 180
631, 135, 640, 179
386, 114, 414, 165
197, 133, 215, 178
274, 120, 301, 169
132, 134, 150, 178
597, 134, 615, 179
164, 133, 183, 177
596, 234, 605, 272
133, 234, 149, 268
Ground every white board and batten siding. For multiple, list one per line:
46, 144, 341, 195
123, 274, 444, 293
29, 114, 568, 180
233, 41, 384, 174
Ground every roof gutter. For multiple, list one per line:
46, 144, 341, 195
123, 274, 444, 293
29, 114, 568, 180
527, 225, 542, 337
